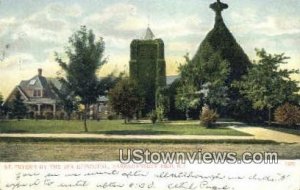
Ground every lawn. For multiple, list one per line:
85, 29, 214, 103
0, 120, 250, 136
1, 140, 298, 161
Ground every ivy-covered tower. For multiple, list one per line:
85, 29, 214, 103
129, 27, 166, 113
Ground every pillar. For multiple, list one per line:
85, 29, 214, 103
37, 104, 41, 116
53, 104, 56, 118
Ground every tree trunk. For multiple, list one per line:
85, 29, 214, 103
185, 109, 189, 120
268, 107, 272, 126
83, 104, 88, 132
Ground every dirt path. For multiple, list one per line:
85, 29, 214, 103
0, 133, 254, 141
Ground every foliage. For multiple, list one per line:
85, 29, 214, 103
176, 54, 201, 120
179, 50, 231, 112
274, 103, 300, 126
11, 91, 27, 121
155, 87, 169, 121
99, 72, 125, 95
108, 77, 144, 123
179, 9, 251, 117
149, 110, 157, 124
107, 115, 114, 120
200, 106, 219, 128
175, 83, 200, 120
0, 93, 3, 105
233, 49, 299, 125
129, 39, 166, 113
55, 26, 106, 131
0, 93, 3, 117
50, 83, 78, 120
167, 78, 186, 120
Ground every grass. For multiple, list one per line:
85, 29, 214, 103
265, 126, 300, 136
0, 119, 251, 136
0, 140, 297, 161
0, 137, 275, 144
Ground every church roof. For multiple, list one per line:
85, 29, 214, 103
144, 27, 155, 40
192, 0, 251, 83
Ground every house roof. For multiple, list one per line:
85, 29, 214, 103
18, 74, 62, 100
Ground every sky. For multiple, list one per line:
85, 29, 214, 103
0, 0, 299, 98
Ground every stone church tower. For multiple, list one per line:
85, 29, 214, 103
129, 27, 166, 113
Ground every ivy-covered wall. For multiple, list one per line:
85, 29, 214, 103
129, 39, 166, 113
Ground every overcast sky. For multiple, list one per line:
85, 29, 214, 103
0, 0, 299, 98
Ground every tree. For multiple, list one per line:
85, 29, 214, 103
233, 49, 299, 125
179, 52, 230, 114
108, 77, 144, 123
50, 83, 78, 120
98, 72, 125, 95
0, 93, 3, 118
55, 26, 106, 132
155, 86, 169, 121
274, 103, 300, 127
11, 91, 27, 121
175, 83, 200, 120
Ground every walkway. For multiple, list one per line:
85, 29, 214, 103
0, 133, 254, 141
229, 126, 300, 144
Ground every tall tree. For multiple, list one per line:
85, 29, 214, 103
233, 49, 299, 125
12, 91, 27, 121
0, 92, 3, 118
55, 26, 106, 132
108, 77, 144, 123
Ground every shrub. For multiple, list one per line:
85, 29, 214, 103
200, 106, 219, 128
274, 103, 300, 127
149, 110, 157, 124
45, 112, 54, 120
107, 115, 114, 120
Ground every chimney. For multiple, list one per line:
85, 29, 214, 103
38, 68, 42, 76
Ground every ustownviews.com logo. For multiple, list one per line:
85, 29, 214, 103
119, 149, 278, 164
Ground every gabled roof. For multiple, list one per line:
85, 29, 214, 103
144, 27, 155, 40
18, 75, 62, 100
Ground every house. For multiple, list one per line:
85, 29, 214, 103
4, 68, 114, 120
4, 69, 63, 119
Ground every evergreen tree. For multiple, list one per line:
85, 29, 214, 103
233, 49, 299, 125
55, 26, 106, 132
12, 91, 27, 121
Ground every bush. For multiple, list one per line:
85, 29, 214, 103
149, 110, 157, 124
200, 106, 219, 128
274, 103, 300, 126
107, 115, 114, 120
45, 112, 54, 120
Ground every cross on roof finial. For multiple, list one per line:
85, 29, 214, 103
210, 0, 228, 15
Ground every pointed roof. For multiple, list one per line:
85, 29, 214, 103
192, 0, 251, 83
144, 27, 155, 40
